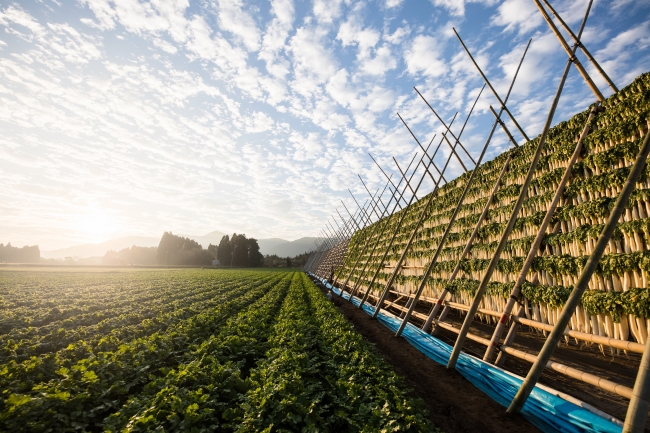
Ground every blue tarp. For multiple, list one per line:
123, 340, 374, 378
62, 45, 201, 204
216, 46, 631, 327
313, 274, 622, 433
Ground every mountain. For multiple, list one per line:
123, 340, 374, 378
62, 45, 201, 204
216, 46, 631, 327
264, 237, 317, 257
41, 236, 160, 259
40, 231, 316, 259
257, 238, 290, 254
178, 230, 226, 249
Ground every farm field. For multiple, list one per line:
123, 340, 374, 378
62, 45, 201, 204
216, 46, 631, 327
0, 268, 435, 432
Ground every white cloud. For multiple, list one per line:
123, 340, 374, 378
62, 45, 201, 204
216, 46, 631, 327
490, 0, 542, 34
153, 37, 178, 54
404, 35, 448, 78
216, 0, 261, 52
259, 0, 295, 78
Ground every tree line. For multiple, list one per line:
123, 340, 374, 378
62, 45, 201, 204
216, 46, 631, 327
0, 243, 40, 263
215, 234, 263, 267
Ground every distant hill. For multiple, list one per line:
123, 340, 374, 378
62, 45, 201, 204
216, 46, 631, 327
177, 231, 226, 249
41, 232, 316, 259
264, 237, 317, 257
257, 238, 290, 254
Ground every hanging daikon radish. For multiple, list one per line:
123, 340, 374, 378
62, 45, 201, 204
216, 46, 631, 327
604, 314, 615, 338
620, 315, 630, 342
638, 316, 648, 344
633, 269, 642, 288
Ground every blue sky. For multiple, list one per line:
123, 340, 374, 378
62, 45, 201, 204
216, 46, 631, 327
1, 0, 649, 250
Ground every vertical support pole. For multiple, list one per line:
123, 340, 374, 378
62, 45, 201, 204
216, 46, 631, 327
623, 336, 650, 433
508, 129, 650, 413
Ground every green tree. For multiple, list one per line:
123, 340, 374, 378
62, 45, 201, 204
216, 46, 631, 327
216, 235, 231, 265
155, 232, 212, 266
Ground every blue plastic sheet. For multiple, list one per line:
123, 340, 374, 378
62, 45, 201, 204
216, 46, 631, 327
313, 274, 622, 433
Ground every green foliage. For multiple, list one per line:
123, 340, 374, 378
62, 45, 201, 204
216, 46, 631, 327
0, 269, 437, 432
102, 245, 157, 265
0, 243, 39, 264
157, 231, 214, 266
216, 233, 264, 267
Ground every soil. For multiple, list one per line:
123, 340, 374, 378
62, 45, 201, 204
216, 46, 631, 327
314, 280, 541, 433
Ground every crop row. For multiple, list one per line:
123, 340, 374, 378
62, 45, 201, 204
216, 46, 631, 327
0, 269, 435, 432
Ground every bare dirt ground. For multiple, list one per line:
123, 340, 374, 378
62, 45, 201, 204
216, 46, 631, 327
313, 279, 541, 433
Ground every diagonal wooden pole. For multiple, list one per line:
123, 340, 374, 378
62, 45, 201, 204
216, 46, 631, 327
453, 31, 531, 142
411, 105, 477, 168
533, 0, 603, 101
448, 0, 592, 371
396, 116, 451, 184
335, 154, 419, 295
508, 123, 650, 414
366, 127, 463, 312
489, 105, 519, 147
394, 86, 515, 337
358, 117, 459, 310
540, 0, 617, 93
484, 102, 601, 362
351, 138, 451, 303
368, 153, 417, 206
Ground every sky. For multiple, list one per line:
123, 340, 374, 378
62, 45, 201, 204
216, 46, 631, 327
0, 0, 649, 251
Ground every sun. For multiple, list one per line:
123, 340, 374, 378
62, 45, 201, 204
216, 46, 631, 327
75, 206, 120, 244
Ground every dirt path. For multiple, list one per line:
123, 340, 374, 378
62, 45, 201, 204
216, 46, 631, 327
316, 283, 541, 433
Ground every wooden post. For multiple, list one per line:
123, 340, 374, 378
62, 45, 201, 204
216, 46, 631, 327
356, 119, 456, 308
337, 153, 421, 295
365, 118, 462, 311
447, 34, 581, 371
489, 105, 519, 147
507, 117, 650, 414
422, 153, 513, 332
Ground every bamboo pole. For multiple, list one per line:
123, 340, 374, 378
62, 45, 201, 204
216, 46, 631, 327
336, 152, 421, 296
413, 106, 476, 168
540, 0, 618, 93
447, 16, 583, 370
623, 337, 650, 432
365, 111, 470, 311
489, 105, 519, 147
484, 102, 601, 363
422, 154, 513, 332
446, 300, 645, 353
418, 40, 529, 333
395, 96, 521, 338
348, 150, 435, 301
437, 320, 633, 399
368, 153, 412, 209
507, 119, 650, 414
385, 134, 446, 185
453, 30, 531, 142
357, 118, 458, 308
532, 0, 604, 102
340, 181, 397, 296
